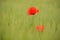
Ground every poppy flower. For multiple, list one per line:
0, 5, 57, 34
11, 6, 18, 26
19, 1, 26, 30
27, 7, 39, 16
36, 25, 44, 32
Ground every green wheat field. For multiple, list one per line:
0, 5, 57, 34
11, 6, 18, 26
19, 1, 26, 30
0, 0, 60, 40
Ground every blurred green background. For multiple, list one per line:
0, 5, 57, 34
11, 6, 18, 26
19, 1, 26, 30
0, 0, 60, 40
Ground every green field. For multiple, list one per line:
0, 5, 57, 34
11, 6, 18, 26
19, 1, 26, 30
0, 0, 60, 40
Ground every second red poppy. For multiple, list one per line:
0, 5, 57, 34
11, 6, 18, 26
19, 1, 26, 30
36, 25, 44, 32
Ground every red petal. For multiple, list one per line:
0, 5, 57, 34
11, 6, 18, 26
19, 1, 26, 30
27, 7, 39, 15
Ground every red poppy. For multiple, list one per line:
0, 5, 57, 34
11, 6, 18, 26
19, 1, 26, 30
27, 7, 39, 16
36, 25, 44, 32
